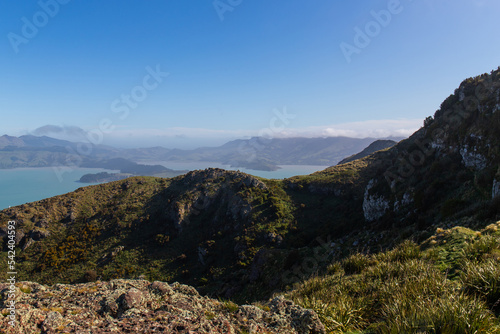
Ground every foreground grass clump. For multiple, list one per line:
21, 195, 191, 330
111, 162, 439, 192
461, 258, 500, 314
287, 239, 500, 333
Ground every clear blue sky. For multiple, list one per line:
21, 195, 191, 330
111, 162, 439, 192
1, 0, 499, 148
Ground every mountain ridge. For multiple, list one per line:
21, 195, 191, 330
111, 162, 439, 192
0, 134, 404, 171
337, 139, 397, 165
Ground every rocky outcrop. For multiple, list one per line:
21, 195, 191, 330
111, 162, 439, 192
0, 279, 325, 334
460, 145, 487, 170
363, 179, 390, 222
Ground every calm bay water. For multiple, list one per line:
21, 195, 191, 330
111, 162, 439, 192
0, 164, 329, 211
0, 168, 114, 211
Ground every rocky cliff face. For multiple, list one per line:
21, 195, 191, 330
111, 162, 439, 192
362, 179, 390, 222
353, 69, 500, 224
0, 279, 325, 334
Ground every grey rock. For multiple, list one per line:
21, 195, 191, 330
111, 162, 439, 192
493, 179, 500, 199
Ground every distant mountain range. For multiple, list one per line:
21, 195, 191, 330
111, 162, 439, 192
0, 134, 404, 172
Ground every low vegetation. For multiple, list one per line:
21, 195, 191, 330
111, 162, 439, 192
288, 228, 500, 333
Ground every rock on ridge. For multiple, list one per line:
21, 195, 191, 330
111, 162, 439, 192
0, 279, 325, 334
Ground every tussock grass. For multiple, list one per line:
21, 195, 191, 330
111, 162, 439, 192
461, 258, 500, 313
287, 238, 500, 333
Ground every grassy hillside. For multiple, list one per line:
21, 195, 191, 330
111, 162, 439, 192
288, 224, 500, 333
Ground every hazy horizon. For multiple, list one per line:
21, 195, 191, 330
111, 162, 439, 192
0, 127, 409, 150
2, 1, 500, 150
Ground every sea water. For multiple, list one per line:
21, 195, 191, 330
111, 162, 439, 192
0, 164, 330, 211
0, 167, 115, 210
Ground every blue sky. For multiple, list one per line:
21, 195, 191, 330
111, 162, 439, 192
1, 0, 499, 148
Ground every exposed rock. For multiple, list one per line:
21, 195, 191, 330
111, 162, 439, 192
493, 179, 500, 199
97, 246, 125, 267
14, 231, 24, 245
459, 86, 466, 101
394, 191, 413, 212
42, 311, 63, 332
120, 288, 144, 311
198, 246, 208, 265
0, 279, 325, 333
268, 296, 326, 334
21, 238, 34, 251
29, 228, 50, 241
65, 211, 77, 223
460, 145, 487, 170
34, 219, 49, 228
363, 179, 390, 222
